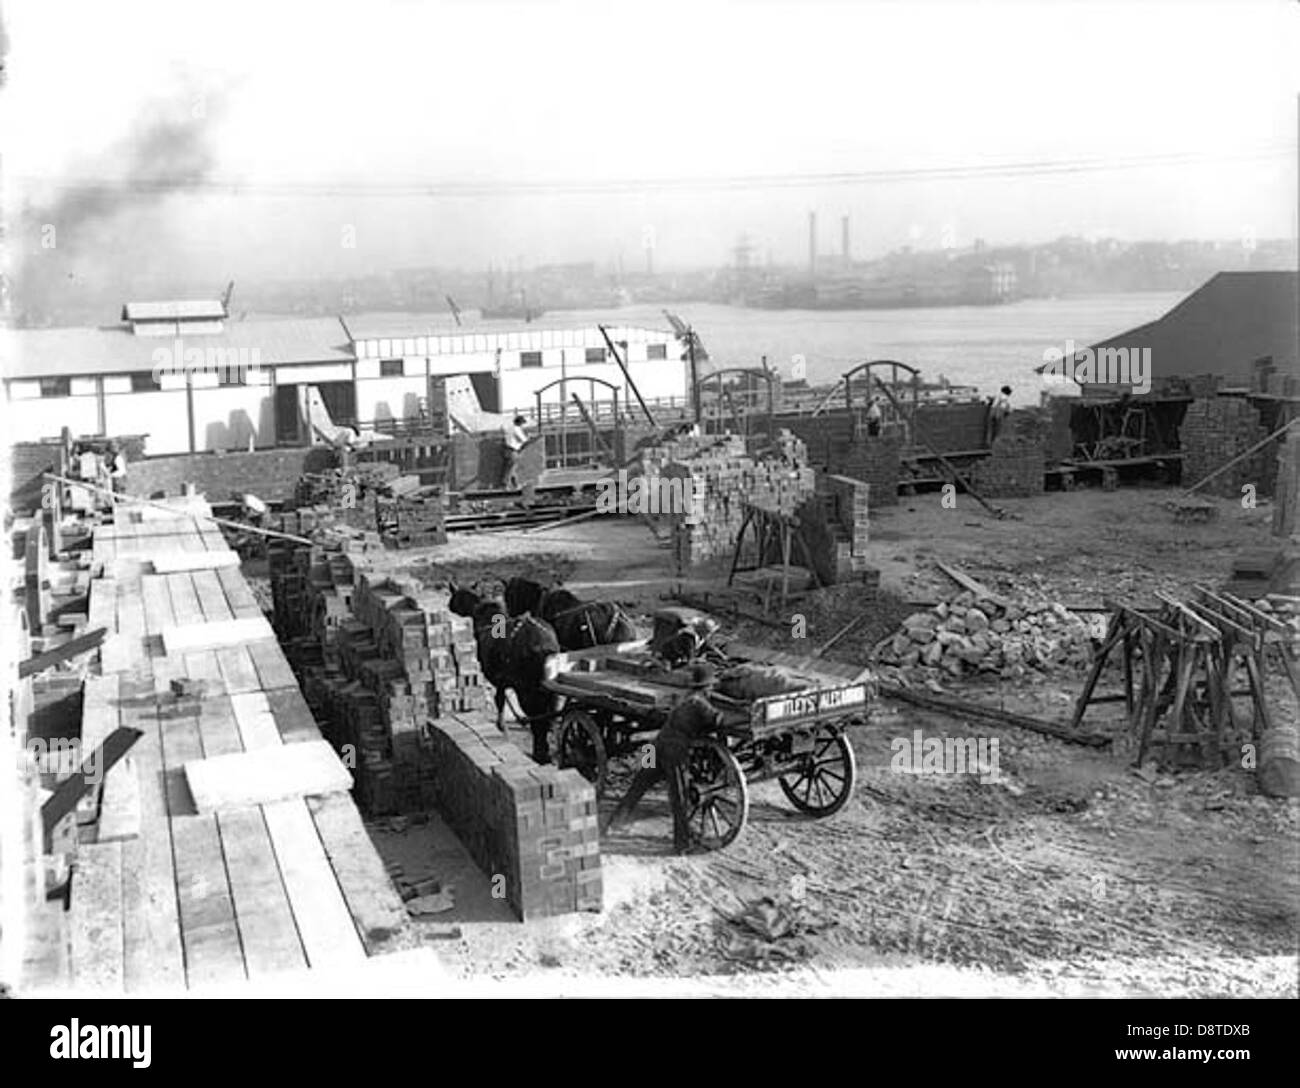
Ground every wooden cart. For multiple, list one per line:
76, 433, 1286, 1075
544, 642, 871, 849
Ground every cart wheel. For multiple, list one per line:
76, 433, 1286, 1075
556, 708, 608, 796
778, 725, 856, 817
683, 739, 749, 851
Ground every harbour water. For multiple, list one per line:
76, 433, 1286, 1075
553, 292, 1186, 407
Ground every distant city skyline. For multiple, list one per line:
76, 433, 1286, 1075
3, 0, 1297, 308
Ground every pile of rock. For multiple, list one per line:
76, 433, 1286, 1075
876, 591, 1096, 680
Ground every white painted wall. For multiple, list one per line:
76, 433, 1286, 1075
104, 390, 190, 455
5, 395, 100, 442
191, 386, 275, 451
357, 375, 427, 422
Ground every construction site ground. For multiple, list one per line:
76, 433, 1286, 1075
251, 487, 1300, 996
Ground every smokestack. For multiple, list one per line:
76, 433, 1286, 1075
808, 211, 817, 276
842, 215, 850, 265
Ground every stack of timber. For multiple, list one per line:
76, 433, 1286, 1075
39, 500, 406, 996
1070, 587, 1299, 792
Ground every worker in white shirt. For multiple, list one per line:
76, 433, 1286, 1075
501, 414, 532, 490
865, 396, 884, 437
105, 441, 128, 500
988, 385, 1013, 445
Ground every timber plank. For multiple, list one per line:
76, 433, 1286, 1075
217, 808, 309, 979
158, 694, 203, 818
246, 639, 300, 692
165, 573, 204, 627
182, 649, 226, 691
161, 617, 276, 654
217, 566, 264, 619
196, 694, 243, 760
171, 814, 246, 989
307, 792, 406, 952
230, 692, 283, 750
216, 645, 261, 694
265, 687, 322, 744
185, 741, 351, 813
152, 551, 240, 573
192, 569, 234, 621
70, 841, 125, 993
121, 698, 186, 994
262, 799, 367, 971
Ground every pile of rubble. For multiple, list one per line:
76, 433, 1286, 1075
875, 590, 1097, 680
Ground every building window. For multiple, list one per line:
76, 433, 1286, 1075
380, 358, 404, 377
39, 377, 71, 398
520, 351, 543, 368
647, 343, 668, 361
585, 347, 606, 364
130, 373, 157, 392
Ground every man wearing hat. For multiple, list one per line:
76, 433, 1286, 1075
606, 662, 723, 853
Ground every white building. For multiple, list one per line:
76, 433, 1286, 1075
1, 303, 688, 456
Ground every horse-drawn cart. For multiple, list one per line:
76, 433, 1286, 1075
543, 639, 872, 850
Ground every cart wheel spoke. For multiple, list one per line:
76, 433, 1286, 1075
556, 708, 608, 797
779, 727, 857, 817
683, 739, 748, 850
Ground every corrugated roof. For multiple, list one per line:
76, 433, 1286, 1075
2, 317, 354, 380
1036, 271, 1298, 387
122, 300, 227, 322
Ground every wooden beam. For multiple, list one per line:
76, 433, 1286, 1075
879, 682, 1111, 746
934, 561, 1012, 608
19, 626, 107, 678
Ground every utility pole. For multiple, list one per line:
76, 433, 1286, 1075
688, 329, 700, 423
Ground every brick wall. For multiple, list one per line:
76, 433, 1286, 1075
842, 433, 902, 507
129, 446, 335, 503
815, 473, 873, 582
9, 441, 63, 513
969, 410, 1046, 498
1180, 398, 1271, 498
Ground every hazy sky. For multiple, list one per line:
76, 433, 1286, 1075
3, 0, 1298, 285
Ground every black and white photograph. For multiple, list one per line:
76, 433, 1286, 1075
0, 0, 1297, 1039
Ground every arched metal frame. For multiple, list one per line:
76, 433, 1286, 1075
842, 360, 921, 441
532, 376, 622, 470
694, 367, 777, 438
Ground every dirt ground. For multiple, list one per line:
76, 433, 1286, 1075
289, 487, 1300, 996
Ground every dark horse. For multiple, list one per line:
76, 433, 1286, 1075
502, 577, 637, 651
449, 586, 560, 764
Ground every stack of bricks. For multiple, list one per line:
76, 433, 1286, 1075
424, 710, 602, 919
970, 410, 1046, 498
269, 543, 486, 815
1180, 397, 1270, 499
816, 474, 874, 582
377, 490, 448, 548
638, 430, 817, 566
